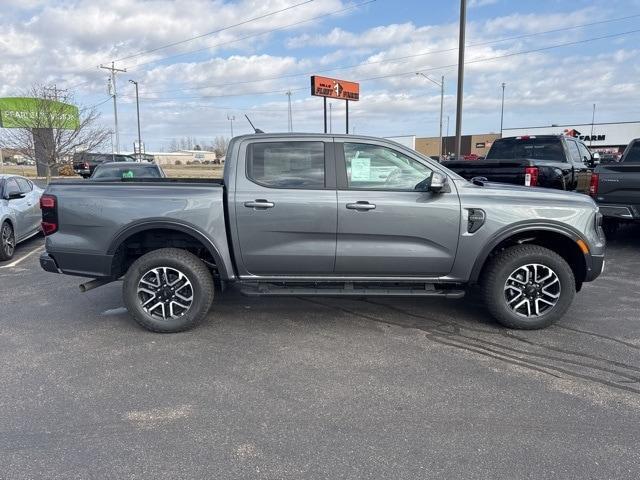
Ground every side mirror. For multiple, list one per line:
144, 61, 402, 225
429, 172, 448, 193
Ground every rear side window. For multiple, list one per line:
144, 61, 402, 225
622, 142, 640, 163
566, 140, 582, 163
15, 178, 33, 193
487, 137, 565, 161
247, 142, 325, 189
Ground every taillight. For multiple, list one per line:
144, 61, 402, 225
524, 166, 539, 187
40, 194, 58, 236
589, 173, 599, 197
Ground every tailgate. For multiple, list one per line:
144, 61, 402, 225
443, 158, 530, 185
595, 164, 640, 206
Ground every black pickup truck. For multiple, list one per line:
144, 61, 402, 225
591, 137, 640, 232
443, 135, 594, 193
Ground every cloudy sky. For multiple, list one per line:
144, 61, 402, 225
2, 0, 640, 151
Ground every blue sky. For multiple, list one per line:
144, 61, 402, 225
2, 0, 640, 150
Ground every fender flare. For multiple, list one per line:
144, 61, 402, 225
469, 221, 586, 283
107, 220, 229, 279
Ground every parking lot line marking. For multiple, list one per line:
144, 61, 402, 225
0, 245, 45, 269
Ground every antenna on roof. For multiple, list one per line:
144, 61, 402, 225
245, 114, 264, 134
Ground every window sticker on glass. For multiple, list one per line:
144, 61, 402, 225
350, 157, 371, 181
122, 170, 134, 179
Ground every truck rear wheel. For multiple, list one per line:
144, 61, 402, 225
481, 245, 575, 329
123, 248, 215, 333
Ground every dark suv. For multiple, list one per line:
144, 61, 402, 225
72, 152, 135, 178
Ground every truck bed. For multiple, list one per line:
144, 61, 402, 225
43, 180, 231, 278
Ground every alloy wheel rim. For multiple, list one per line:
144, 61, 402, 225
136, 267, 194, 320
503, 263, 561, 318
2, 225, 14, 257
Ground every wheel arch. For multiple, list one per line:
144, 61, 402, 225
107, 221, 229, 279
470, 224, 588, 290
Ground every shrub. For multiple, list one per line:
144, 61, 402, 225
175, 160, 182, 165
58, 163, 75, 176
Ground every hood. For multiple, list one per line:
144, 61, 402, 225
454, 179, 596, 208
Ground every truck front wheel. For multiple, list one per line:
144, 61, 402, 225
481, 245, 576, 329
123, 248, 215, 333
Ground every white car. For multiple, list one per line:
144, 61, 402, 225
0, 175, 43, 261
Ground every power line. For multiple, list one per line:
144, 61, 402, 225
124, 0, 377, 70
130, 12, 640, 96
112, 0, 314, 63
121, 26, 640, 100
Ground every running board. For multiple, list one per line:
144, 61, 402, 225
239, 282, 465, 298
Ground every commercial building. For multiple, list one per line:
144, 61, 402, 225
502, 121, 640, 154
387, 134, 500, 158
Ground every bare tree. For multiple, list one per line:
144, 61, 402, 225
213, 136, 229, 159
0, 84, 110, 182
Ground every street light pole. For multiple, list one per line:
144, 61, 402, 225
454, 0, 467, 160
500, 82, 506, 136
227, 115, 235, 138
590, 103, 596, 148
416, 72, 444, 160
129, 80, 142, 161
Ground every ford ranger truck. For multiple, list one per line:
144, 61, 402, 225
39, 134, 606, 333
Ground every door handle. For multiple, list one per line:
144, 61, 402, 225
346, 202, 376, 211
244, 200, 275, 209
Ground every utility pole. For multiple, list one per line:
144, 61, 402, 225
416, 72, 444, 160
329, 103, 333, 133
286, 91, 293, 132
590, 103, 596, 147
99, 62, 126, 153
500, 82, 506, 136
454, 0, 467, 160
227, 114, 235, 138
128, 80, 142, 161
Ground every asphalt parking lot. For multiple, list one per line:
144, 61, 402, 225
1, 227, 639, 479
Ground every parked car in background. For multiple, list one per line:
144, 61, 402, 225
89, 162, 165, 181
443, 135, 595, 193
40, 134, 605, 333
591, 137, 640, 233
0, 175, 43, 261
598, 152, 621, 164
73, 152, 135, 178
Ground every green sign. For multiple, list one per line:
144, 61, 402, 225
0, 97, 80, 129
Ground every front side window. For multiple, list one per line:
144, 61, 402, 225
577, 142, 592, 163
566, 140, 582, 163
623, 142, 640, 163
247, 141, 325, 189
343, 143, 432, 190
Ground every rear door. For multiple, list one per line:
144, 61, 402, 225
233, 138, 337, 276
15, 177, 40, 234
334, 140, 461, 276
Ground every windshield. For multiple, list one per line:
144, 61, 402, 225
622, 142, 640, 163
91, 165, 162, 180
487, 137, 565, 161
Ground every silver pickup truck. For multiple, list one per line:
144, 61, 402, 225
40, 134, 605, 332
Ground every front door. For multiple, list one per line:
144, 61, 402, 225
4, 177, 31, 241
335, 140, 461, 276
234, 139, 337, 276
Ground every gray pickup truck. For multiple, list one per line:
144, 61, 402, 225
40, 134, 605, 332
591, 137, 640, 233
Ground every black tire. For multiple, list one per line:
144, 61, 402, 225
481, 245, 576, 329
0, 221, 15, 261
123, 248, 215, 333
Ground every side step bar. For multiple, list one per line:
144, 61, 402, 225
239, 282, 465, 298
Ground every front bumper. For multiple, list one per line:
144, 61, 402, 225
584, 254, 605, 282
40, 252, 61, 274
